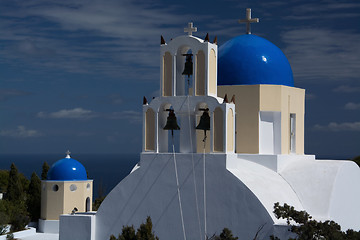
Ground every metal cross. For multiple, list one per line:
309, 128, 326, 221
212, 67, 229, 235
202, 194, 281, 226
238, 8, 259, 34
65, 150, 71, 158
184, 22, 197, 36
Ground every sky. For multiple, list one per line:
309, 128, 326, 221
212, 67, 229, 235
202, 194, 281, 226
0, 0, 359, 158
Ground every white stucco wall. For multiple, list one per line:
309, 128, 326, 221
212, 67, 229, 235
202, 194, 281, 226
60, 153, 360, 240
280, 159, 360, 230
94, 153, 276, 240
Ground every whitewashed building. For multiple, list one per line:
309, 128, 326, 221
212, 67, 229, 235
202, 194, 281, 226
59, 10, 360, 240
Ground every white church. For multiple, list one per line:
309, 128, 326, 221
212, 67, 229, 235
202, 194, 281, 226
47, 9, 360, 240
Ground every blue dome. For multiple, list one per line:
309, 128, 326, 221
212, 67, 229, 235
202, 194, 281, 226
218, 34, 294, 87
48, 157, 87, 181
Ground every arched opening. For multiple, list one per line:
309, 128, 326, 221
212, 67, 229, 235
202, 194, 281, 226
86, 197, 90, 212
176, 47, 193, 96
209, 49, 217, 95
196, 103, 210, 153
195, 50, 205, 96
213, 107, 224, 152
163, 52, 172, 96
158, 103, 170, 152
165, 107, 181, 153
227, 108, 234, 152
145, 108, 155, 151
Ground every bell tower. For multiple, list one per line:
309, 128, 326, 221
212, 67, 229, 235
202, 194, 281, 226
160, 22, 218, 98
142, 23, 235, 154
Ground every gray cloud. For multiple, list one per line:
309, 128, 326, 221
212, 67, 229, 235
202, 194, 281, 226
314, 122, 360, 132
37, 108, 96, 119
305, 93, 316, 100
0, 125, 42, 138
282, 28, 360, 83
0, 0, 190, 80
345, 102, 360, 110
333, 85, 360, 93
0, 89, 31, 101
37, 107, 141, 122
108, 110, 142, 123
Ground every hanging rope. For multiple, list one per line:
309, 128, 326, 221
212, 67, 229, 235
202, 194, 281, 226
203, 141, 207, 240
187, 95, 203, 240
172, 134, 187, 240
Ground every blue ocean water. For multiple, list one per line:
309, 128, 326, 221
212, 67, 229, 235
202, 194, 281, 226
0, 153, 355, 199
0, 154, 140, 198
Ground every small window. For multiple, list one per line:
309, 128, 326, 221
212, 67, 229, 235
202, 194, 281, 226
70, 184, 77, 192
52, 184, 59, 192
86, 183, 91, 190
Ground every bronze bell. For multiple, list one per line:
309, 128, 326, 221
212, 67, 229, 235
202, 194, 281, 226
196, 108, 210, 142
163, 109, 180, 136
182, 54, 193, 77
196, 108, 210, 131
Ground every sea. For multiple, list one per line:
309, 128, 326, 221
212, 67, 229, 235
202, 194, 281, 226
0, 153, 355, 199
0, 154, 140, 199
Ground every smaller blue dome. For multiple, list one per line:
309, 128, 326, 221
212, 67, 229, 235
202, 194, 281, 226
48, 156, 87, 181
218, 34, 294, 87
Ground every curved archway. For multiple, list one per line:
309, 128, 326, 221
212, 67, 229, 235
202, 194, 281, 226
227, 108, 234, 152
213, 107, 224, 152
145, 108, 155, 151
195, 50, 205, 96
209, 49, 217, 95
196, 102, 210, 153
176, 46, 192, 96
163, 52, 172, 96
86, 197, 90, 212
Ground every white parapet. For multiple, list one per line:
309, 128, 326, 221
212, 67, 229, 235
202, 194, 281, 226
38, 219, 59, 233
59, 212, 96, 240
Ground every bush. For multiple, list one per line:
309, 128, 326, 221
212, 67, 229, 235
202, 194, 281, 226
110, 216, 159, 240
272, 202, 360, 240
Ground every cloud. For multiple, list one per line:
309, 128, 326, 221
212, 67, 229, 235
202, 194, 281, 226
333, 85, 360, 93
283, 2, 360, 20
345, 102, 360, 110
282, 28, 360, 83
0, 89, 31, 101
0, 126, 42, 138
305, 93, 316, 100
37, 107, 141, 123
314, 122, 360, 132
109, 110, 142, 123
0, 0, 190, 80
38, 108, 96, 119
108, 94, 123, 105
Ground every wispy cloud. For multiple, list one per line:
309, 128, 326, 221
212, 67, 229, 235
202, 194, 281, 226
305, 93, 316, 100
314, 122, 360, 132
0, 126, 42, 138
345, 102, 360, 110
37, 108, 96, 119
333, 85, 360, 93
282, 28, 360, 83
0, 0, 190, 80
284, 2, 360, 20
108, 110, 142, 123
37, 107, 142, 123
0, 89, 31, 101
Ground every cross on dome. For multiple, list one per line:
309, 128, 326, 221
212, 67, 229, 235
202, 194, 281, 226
65, 150, 71, 158
238, 8, 259, 34
184, 22, 197, 36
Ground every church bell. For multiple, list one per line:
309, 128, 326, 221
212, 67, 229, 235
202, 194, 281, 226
196, 108, 210, 131
163, 108, 180, 136
196, 108, 210, 141
182, 54, 193, 77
